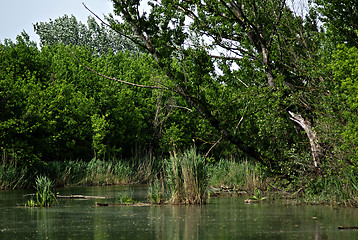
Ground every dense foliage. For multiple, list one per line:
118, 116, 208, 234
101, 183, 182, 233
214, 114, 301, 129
1, 1, 358, 204
0, 31, 180, 166
34, 15, 139, 54
103, 0, 358, 194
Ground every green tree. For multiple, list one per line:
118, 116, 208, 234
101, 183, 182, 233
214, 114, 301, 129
330, 45, 358, 166
0, 33, 170, 164
314, 0, 358, 48
0, 32, 50, 166
103, 0, 323, 173
34, 15, 138, 54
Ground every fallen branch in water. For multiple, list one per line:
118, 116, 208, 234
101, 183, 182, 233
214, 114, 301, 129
95, 202, 152, 206
338, 226, 358, 230
57, 195, 108, 199
24, 194, 108, 199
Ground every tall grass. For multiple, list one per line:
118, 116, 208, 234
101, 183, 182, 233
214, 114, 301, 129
34, 176, 57, 207
303, 170, 358, 206
0, 157, 158, 189
45, 158, 157, 187
0, 165, 32, 190
81, 158, 133, 185
208, 159, 266, 191
165, 149, 209, 204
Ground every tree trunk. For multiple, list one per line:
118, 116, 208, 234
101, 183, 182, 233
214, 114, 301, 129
261, 47, 276, 88
289, 111, 322, 173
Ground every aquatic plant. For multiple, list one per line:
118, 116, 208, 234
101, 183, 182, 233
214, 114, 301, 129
35, 176, 57, 207
249, 189, 267, 201
208, 159, 266, 191
165, 148, 209, 204
25, 198, 36, 207
244, 189, 267, 203
26, 176, 57, 207
118, 191, 137, 204
148, 177, 166, 204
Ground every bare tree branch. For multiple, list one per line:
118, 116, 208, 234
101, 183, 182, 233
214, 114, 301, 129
204, 134, 223, 159
289, 111, 322, 172
82, 2, 146, 49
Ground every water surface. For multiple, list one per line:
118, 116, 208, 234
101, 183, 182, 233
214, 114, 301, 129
1, 185, 358, 239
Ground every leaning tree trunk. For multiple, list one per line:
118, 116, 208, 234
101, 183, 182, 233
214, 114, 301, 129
289, 111, 322, 173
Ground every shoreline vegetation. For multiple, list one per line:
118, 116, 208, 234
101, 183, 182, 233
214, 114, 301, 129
3, 149, 358, 207
2, 1, 358, 210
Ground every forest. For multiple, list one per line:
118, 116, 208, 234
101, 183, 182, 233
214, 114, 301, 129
1, 0, 358, 205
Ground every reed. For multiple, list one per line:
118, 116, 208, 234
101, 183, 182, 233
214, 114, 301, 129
148, 177, 166, 204
26, 175, 57, 207
46, 158, 148, 186
80, 158, 133, 185
303, 170, 358, 206
0, 165, 32, 190
208, 159, 266, 191
165, 149, 209, 204
131, 156, 158, 183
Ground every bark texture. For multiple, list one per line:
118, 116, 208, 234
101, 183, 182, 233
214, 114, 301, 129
289, 111, 322, 172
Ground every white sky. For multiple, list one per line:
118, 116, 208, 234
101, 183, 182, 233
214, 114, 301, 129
0, 0, 309, 44
0, 0, 114, 43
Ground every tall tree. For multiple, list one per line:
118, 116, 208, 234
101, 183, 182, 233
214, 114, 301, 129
314, 0, 358, 48
100, 0, 321, 171
34, 15, 139, 54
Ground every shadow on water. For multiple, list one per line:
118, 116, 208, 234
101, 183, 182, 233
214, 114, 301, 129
1, 185, 358, 239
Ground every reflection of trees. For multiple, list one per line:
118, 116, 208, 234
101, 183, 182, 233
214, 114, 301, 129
148, 205, 203, 239
36, 209, 55, 239
4, 187, 358, 239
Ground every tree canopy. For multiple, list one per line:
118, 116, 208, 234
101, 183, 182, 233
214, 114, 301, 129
34, 14, 139, 54
1, 0, 358, 187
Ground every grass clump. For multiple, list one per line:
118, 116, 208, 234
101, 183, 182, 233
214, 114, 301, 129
302, 170, 358, 206
165, 149, 209, 205
208, 159, 266, 191
249, 188, 267, 201
26, 176, 57, 207
148, 177, 165, 204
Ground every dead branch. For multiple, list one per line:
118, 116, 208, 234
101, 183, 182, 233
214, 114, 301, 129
57, 194, 108, 199
289, 111, 322, 171
204, 134, 223, 159
166, 104, 193, 113
82, 2, 146, 49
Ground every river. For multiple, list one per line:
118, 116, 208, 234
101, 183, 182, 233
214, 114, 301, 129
1, 185, 358, 239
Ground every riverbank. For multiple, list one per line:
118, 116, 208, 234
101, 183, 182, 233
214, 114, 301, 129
0, 157, 155, 190
2, 156, 358, 207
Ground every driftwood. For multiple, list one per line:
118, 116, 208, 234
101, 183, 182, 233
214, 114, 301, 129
244, 199, 261, 204
57, 195, 108, 199
289, 111, 322, 172
95, 202, 110, 206
338, 226, 358, 230
95, 202, 152, 207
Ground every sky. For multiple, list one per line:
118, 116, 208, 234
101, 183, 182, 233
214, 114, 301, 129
1, 0, 309, 44
0, 0, 114, 43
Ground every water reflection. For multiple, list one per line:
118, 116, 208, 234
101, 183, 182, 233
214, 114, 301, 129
1, 186, 358, 239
